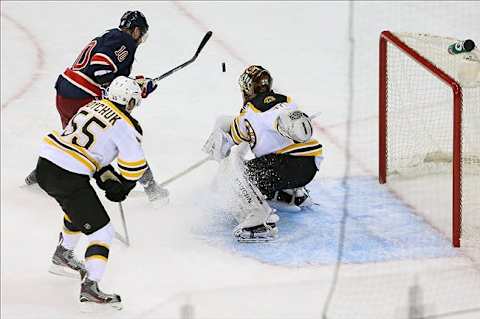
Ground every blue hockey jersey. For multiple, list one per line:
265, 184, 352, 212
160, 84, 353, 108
55, 28, 138, 99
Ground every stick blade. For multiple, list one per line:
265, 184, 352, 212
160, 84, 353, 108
195, 31, 213, 57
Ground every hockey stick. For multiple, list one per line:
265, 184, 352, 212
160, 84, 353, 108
115, 202, 130, 247
156, 112, 321, 188
159, 156, 210, 187
153, 31, 213, 84
157, 112, 321, 187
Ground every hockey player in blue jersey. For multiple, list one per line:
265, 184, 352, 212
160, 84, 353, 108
25, 11, 167, 202
54, 11, 152, 125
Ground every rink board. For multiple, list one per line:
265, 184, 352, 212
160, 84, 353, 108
195, 176, 458, 266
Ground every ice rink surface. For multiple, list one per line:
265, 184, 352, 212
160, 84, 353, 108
2, 2, 480, 318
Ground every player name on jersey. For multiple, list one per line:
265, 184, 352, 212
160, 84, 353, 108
86, 101, 122, 125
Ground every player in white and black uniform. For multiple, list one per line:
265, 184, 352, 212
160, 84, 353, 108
36, 76, 148, 310
203, 65, 323, 241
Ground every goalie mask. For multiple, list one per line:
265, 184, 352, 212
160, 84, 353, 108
106, 76, 142, 113
238, 65, 273, 102
276, 109, 313, 143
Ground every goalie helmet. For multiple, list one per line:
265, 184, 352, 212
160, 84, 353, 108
276, 109, 313, 143
105, 76, 142, 112
238, 65, 273, 102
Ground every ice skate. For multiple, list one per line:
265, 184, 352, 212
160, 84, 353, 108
24, 169, 37, 186
293, 188, 314, 208
139, 167, 169, 203
234, 213, 279, 242
79, 278, 122, 311
49, 241, 87, 280
267, 188, 313, 212
143, 180, 169, 203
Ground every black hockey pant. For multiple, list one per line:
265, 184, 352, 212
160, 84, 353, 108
36, 157, 110, 235
245, 154, 318, 200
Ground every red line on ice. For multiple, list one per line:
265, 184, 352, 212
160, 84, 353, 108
171, 1, 248, 65
1, 13, 45, 109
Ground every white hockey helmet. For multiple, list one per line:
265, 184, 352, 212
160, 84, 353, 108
105, 76, 142, 112
276, 109, 313, 143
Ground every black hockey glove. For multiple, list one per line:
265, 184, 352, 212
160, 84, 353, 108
104, 180, 127, 202
94, 165, 136, 202
93, 165, 121, 191
104, 179, 136, 202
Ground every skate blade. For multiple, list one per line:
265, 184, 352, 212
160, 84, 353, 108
48, 264, 81, 279
79, 300, 123, 312
236, 236, 276, 243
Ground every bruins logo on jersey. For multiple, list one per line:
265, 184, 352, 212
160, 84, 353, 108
244, 119, 257, 149
264, 96, 276, 104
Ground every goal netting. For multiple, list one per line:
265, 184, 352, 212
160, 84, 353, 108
379, 31, 480, 248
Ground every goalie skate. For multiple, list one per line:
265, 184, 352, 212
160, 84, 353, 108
267, 188, 314, 212
234, 222, 279, 242
79, 278, 122, 312
233, 213, 279, 243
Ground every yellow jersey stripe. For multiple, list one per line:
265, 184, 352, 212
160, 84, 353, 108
64, 214, 72, 222
235, 117, 250, 141
230, 122, 243, 144
52, 131, 99, 169
119, 168, 146, 180
101, 99, 135, 128
85, 255, 108, 262
247, 102, 261, 113
117, 157, 147, 168
43, 137, 96, 173
275, 139, 321, 154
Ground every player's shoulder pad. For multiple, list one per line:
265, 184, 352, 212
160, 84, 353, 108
119, 109, 143, 136
96, 29, 137, 61
104, 100, 143, 135
248, 91, 289, 113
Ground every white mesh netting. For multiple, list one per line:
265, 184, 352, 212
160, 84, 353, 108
385, 32, 480, 248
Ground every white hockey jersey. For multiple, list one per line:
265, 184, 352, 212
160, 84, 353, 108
229, 92, 322, 158
39, 99, 147, 181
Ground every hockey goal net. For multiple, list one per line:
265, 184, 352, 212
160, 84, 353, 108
379, 31, 480, 248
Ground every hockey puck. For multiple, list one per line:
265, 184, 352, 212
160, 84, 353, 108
222, 62, 226, 72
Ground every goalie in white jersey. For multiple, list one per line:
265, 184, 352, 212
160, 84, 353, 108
36, 76, 149, 310
203, 65, 323, 242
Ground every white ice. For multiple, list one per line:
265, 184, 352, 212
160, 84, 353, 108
2, 2, 480, 319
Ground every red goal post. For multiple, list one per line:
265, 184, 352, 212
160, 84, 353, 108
378, 31, 464, 247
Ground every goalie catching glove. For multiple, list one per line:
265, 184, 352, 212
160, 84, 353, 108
94, 165, 136, 202
202, 129, 235, 161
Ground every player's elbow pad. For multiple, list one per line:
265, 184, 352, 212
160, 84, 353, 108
95, 71, 116, 86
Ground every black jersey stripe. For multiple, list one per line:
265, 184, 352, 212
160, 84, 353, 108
117, 163, 148, 172
284, 144, 323, 155
47, 134, 98, 170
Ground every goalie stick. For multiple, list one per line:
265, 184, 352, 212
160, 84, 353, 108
153, 31, 213, 84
